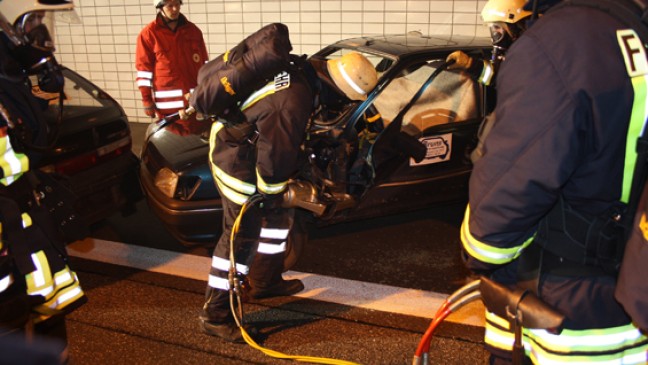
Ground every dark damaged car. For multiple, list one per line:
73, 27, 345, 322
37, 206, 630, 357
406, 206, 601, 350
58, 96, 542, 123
38, 67, 141, 225
140, 33, 496, 267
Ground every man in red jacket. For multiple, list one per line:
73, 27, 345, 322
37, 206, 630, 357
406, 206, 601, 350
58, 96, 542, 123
135, 0, 208, 119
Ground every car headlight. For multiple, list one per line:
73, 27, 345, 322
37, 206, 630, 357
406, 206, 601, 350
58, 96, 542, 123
154, 167, 179, 198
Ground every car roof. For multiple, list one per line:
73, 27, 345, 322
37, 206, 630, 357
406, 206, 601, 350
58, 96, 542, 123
324, 34, 492, 58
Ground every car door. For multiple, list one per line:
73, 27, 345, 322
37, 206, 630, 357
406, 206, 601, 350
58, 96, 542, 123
349, 57, 487, 218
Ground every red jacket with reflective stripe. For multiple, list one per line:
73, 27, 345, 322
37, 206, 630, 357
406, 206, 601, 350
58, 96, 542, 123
136, 13, 208, 116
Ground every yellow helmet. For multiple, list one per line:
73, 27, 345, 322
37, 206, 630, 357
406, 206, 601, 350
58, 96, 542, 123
327, 52, 378, 101
481, 0, 532, 24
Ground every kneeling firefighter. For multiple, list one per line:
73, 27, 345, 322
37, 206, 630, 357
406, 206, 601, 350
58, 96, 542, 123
0, 0, 87, 361
460, 0, 648, 363
189, 23, 377, 343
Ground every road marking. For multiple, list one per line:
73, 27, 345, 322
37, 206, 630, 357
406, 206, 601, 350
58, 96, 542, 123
68, 238, 485, 327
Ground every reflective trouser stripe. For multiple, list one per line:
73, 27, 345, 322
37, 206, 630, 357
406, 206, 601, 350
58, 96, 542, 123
485, 311, 648, 364
208, 122, 256, 206
208, 276, 230, 290
0, 275, 12, 293
257, 227, 288, 255
211, 256, 249, 275
208, 253, 250, 291
137, 79, 152, 87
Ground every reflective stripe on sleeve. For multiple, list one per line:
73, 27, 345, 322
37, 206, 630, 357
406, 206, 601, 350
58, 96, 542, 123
256, 170, 287, 195
137, 71, 153, 79
460, 206, 533, 265
137, 79, 152, 87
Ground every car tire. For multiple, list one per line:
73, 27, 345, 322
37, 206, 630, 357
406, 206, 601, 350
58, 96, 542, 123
283, 210, 309, 272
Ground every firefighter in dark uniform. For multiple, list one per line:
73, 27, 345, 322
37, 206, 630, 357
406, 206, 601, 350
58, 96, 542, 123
192, 50, 377, 343
460, 0, 648, 363
0, 0, 87, 362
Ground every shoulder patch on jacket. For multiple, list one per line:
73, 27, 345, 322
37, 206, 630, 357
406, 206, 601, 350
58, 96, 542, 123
617, 29, 648, 77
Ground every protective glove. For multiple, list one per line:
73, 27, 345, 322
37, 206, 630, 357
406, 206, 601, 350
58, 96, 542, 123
143, 104, 156, 118
446, 51, 473, 70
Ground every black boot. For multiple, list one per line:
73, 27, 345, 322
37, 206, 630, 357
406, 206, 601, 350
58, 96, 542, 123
248, 278, 304, 299
200, 287, 251, 343
248, 249, 304, 299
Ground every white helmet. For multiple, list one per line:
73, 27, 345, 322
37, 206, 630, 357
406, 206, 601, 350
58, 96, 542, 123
154, 0, 183, 9
0, 0, 73, 25
327, 52, 378, 101
481, 0, 532, 24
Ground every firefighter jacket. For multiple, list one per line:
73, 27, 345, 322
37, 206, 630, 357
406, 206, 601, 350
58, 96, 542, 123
460, 3, 648, 363
135, 13, 208, 117
0, 40, 86, 330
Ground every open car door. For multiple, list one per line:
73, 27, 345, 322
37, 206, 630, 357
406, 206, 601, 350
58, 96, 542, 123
349, 58, 485, 218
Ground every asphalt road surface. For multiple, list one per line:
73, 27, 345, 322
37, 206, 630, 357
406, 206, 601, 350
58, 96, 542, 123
59, 123, 490, 364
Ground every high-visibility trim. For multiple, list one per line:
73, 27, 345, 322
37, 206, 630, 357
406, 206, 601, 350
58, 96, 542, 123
154, 89, 184, 98
260, 227, 289, 240
26, 251, 51, 295
223, 49, 230, 62
137, 79, 152, 87
240, 72, 290, 111
337, 61, 366, 96
211, 256, 249, 275
156, 100, 185, 110
527, 324, 647, 353
208, 275, 230, 290
622, 75, 648, 203
460, 206, 534, 264
240, 81, 276, 111
137, 71, 153, 79
208, 123, 255, 206
21, 212, 31, 228
485, 310, 648, 364
257, 241, 287, 254
479, 61, 494, 86
0, 275, 12, 293
256, 169, 287, 195
0, 134, 28, 182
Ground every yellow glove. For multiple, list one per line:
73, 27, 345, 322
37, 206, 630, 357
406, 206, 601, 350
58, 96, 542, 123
446, 51, 473, 70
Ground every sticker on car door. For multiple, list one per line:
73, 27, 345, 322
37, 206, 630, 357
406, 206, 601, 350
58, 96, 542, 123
410, 133, 452, 166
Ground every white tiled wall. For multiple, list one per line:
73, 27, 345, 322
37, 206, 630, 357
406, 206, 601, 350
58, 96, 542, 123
53, 0, 489, 123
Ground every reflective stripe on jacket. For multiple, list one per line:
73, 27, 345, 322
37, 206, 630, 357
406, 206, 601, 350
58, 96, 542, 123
135, 13, 208, 115
485, 311, 648, 364
208, 70, 313, 205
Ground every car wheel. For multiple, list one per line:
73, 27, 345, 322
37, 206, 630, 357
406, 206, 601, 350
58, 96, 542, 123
283, 211, 309, 272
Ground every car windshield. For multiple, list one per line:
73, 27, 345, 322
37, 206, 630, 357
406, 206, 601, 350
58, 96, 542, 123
32, 67, 116, 121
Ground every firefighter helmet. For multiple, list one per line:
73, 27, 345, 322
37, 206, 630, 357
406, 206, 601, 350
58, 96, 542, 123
154, 0, 183, 9
481, 0, 532, 24
327, 52, 378, 101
